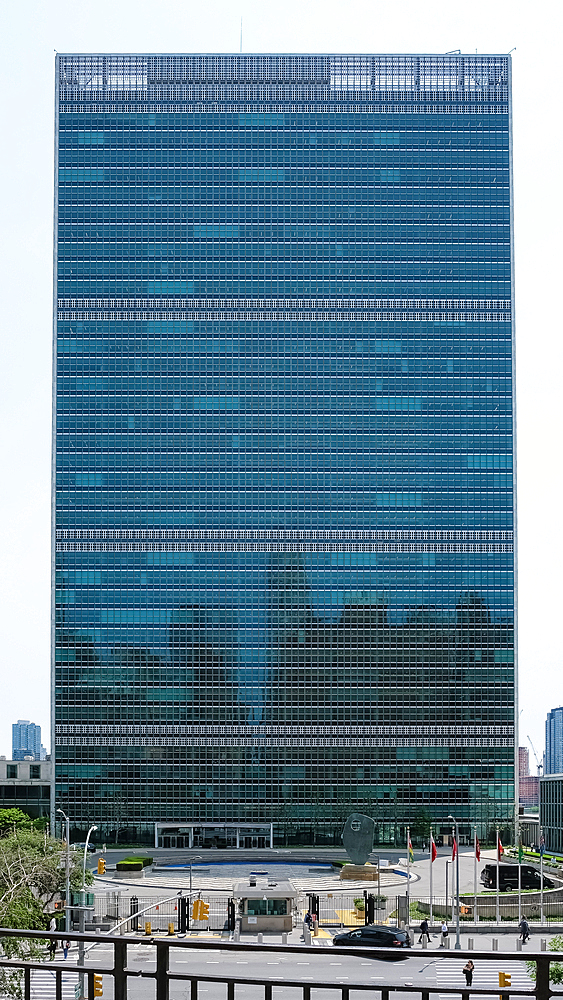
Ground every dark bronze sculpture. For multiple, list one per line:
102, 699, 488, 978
342, 812, 375, 864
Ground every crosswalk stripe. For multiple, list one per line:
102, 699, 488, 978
31, 968, 77, 1000
436, 958, 534, 996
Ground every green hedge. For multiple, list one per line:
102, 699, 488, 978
120, 855, 153, 867
116, 861, 143, 872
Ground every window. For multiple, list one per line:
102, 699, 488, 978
7, 765, 17, 779
30, 765, 41, 779
246, 898, 287, 915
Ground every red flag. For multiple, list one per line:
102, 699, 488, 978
452, 837, 457, 861
498, 834, 504, 860
431, 836, 437, 863
475, 836, 481, 862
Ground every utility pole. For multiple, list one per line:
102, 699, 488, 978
57, 808, 71, 933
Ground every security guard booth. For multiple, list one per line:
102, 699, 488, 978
234, 879, 297, 932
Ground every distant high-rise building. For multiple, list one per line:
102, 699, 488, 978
545, 708, 563, 775
12, 720, 42, 761
53, 53, 516, 845
519, 747, 530, 777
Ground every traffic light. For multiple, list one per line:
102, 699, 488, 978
93, 975, 103, 997
192, 899, 202, 920
199, 901, 210, 921
97, 859, 106, 875
499, 972, 511, 989
179, 897, 188, 933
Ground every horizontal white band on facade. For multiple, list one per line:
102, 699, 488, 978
58, 298, 512, 311
56, 541, 513, 553
59, 103, 509, 116
56, 724, 514, 736
56, 736, 514, 747
56, 528, 513, 541
58, 311, 512, 324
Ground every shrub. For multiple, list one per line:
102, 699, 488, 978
527, 935, 563, 984
353, 898, 365, 910
121, 855, 152, 867
116, 861, 143, 872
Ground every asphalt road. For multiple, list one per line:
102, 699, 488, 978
72, 941, 535, 1000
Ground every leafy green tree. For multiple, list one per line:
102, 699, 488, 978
411, 808, 433, 846
0, 825, 91, 997
527, 935, 563, 984
0, 809, 46, 835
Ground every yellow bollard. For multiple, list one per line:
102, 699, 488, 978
168, 923, 175, 936
145, 921, 151, 935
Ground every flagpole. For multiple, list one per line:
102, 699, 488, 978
406, 825, 410, 927
518, 838, 522, 925
496, 827, 500, 924
540, 827, 545, 924
429, 826, 433, 926
474, 826, 477, 926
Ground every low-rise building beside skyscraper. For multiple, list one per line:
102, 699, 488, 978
0, 758, 52, 819
540, 773, 563, 853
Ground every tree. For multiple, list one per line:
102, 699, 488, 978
0, 825, 90, 997
527, 935, 563, 984
411, 808, 433, 846
0, 809, 46, 835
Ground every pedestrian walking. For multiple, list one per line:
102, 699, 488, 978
519, 918, 530, 943
304, 911, 312, 926
63, 941, 70, 960
418, 918, 431, 944
440, 920, 449, 946
463, 960, 474, 987
47, 918, 57, 960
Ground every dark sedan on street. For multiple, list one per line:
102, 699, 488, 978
332, 925, 411, 957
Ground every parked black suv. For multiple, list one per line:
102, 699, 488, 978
480, 863, 554, 891
333, 925, 410, 956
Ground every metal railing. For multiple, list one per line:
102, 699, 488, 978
1, 928, 563, 1000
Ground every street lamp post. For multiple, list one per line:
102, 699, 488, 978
190, 854, 201, 901
79, 825, 98, 999
57, 808, 71, 933
189, 855, 202, 895
448, 814, 461, 950
188, 855, 202, 931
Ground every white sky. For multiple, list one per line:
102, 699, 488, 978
0, 0, 561, 768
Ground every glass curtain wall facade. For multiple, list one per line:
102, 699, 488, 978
53, 54, 515, 845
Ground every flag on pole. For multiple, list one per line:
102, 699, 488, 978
452, 837, 457, 861
498, 833, 504, 859
475, 835, 481, 861
540, 833, 545, 857
431, 835, 437, 862
518, 840, 524, 863
408, 836, 414, 863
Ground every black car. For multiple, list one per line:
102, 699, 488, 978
72, 842, 97, 853
332, 925, 410, 956
480, 863, 555, 891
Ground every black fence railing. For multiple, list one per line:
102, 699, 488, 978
1, 929, 563, 1000
85, 892, 563, 934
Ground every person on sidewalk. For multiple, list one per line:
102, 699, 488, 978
63, 941, 70, 960
463, 960, 474, 987
519, 918, 530, 943
418, 918, 431, 944
440, 921, 449, 946
48, 919, 57, 961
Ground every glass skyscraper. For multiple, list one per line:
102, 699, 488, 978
53, 53, 515, 845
